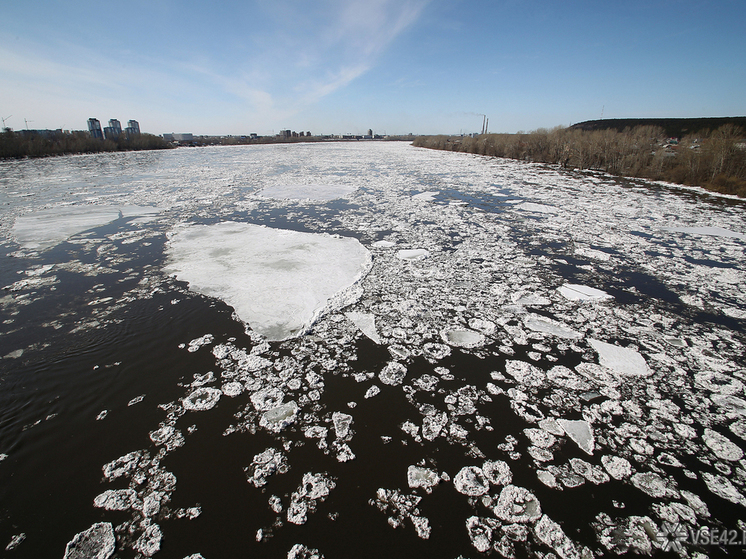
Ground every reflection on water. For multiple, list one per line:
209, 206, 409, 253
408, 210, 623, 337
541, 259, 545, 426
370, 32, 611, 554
0, 142, 745, 558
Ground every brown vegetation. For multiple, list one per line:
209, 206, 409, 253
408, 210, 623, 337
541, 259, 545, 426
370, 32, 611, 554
413, 125, 746, 197
0, 129, 172, 159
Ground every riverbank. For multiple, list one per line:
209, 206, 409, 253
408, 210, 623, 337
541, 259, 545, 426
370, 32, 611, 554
413, 124, 746, 197
0, 129, 173, 159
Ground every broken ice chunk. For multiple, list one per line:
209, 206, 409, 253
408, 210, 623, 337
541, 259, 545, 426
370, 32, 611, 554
630, 472, 679, 499
345, 311, 382, 344
453, 466, 490, 496
482, 460, 512, 486
371, 240, 396, 248
396, 249, 429, 260
287, 543, 324, 559
379, 362, 407, 386
93, 489, 137, 511
182, 387, 222, 411
601, 455, 632, 480
589, 339, 651, 377
287, 472, 336, 525
660, 225, 746, 239
703, 428, 743, 461
494, 485, 542, 524
133, 522, 162, 557
63, 522, 116, 559
533, 514, 579, 559
422, 411, 447, 441
332, 412, 353, 439
523, 316, 582, 339
260, 401, 299, 433
245, 448, 289, 487
701, 472, 746, 506
515, 202, 557, 213
364, 385, 380, 399
407, 466, 440, 493
466, 516, 495, 553
558, 284, 612, 301
440, 328, 485, 348
412, 191, 439, 202
557, 419, 595, 455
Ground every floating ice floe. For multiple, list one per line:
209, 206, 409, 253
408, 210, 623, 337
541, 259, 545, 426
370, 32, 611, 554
287, 472, 336, 525
558, 284, 612, 301
332, 412, 353, 439
557, 419, 595, 455
258, 183, 356, 201
588, 339, 651, 377
165, 222, 371, 341
344, 311, 382, 344
133, 522, 162, 557
370, 488, 431, 539
379, 362, 407, 386
600, 455, 632, 480
493, 485, 542, 524
93, 488, 137, 511
407, 466, 440, 493
371, 240, 396, 248
440, 328, 485, 348
260, 401, 299, 433
702, 428, 744, 461
12, 205, 161, 250
523, 315, 582, 339
245, 448, 289, 487
660, 225, 746, 239
454, 466, 490, 496
396, 249, 429, 261
412, 191, 439, 202
5, 533, 25, 551
701, 472, 746, 506
482, 460, 512, 486
533, 514, 579, 559
182, 387, 222, 411
515, 202, 557, 214
63, 522, 116, 559
287, 543, 324, 559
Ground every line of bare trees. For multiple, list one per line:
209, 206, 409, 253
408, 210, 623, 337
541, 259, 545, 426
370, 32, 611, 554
413, 124, 746, 197
0, 129, 172, 159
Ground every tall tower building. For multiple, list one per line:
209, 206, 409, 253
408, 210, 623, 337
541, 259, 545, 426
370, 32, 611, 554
125, 120, 140, 136
87, 118, 103, 139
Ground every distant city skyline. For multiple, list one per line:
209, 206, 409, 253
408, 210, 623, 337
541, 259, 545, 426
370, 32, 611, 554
2, 0, 744, 136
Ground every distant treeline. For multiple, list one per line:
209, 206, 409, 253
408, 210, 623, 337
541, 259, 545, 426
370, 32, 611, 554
571, 116, 746, 139
413, 124, 746, 197
0, 129, 172, 159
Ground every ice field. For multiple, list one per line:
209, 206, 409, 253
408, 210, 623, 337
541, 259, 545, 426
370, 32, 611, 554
0, 141, 745, 558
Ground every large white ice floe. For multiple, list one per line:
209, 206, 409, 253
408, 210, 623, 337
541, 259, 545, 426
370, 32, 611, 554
523, 315, 582, 339
440, 328, 485, 348
557, 419, 595, 455
258, 183, 357, 201
588, 339, 651, 377
63, 522, 116, 559
344, 311, 382, 344
558, 284, 612, 301
660, 225, 746, 239
164, 222, 371, 340
12, 205, 161, 250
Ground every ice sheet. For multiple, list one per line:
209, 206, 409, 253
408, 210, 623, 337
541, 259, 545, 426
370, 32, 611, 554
165, 223, 371, 340
11, 205, 161, 250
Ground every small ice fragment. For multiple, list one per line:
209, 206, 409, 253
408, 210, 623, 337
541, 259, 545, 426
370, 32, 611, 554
221, 381, 243, 397
127, 395, 145, 406
558, 419, 595, 455
96, 410, 108, 421
260, 401, 299, 433
453, 466, 490, 496
407, 466, 440, 493
558, 284, 612, 301
482, 460, 512, 486
589, 339, 651, 377
533, 514, 579, 559
245, 448, 289, 487
287, 543, 324, 559
466, 516, 494, 553
371, 240, 396, 248
182, 387, 222, 411
601, 455, 632, 480
515, 202, 557, 213
422, 342, 451, 361
494, 485, 542, 524
5, 533, 25, 551
396, 249, 429, 260
364, 385, 380, 399
345, 311, 382, 344
93, 489, 137, 511
133, 522, 162, 557
440, 328, 485, 348
63, 522, 116, 559
379, 362, 407, 386
422, 411, 447, 441
332, 412, 353, 439
187, 334, 214, 352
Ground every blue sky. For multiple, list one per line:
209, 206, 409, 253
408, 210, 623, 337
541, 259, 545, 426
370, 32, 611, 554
1, 0, 744, 136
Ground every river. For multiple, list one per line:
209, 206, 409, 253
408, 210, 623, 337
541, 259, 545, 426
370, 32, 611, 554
1, 142, 745, 558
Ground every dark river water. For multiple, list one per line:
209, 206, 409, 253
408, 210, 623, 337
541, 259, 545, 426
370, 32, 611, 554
1, 142, 745, 558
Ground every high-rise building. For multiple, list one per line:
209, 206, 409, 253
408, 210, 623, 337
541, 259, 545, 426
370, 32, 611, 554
108, 119, 122, 136
87, 118, 103, 139
125, 119, 140, 137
